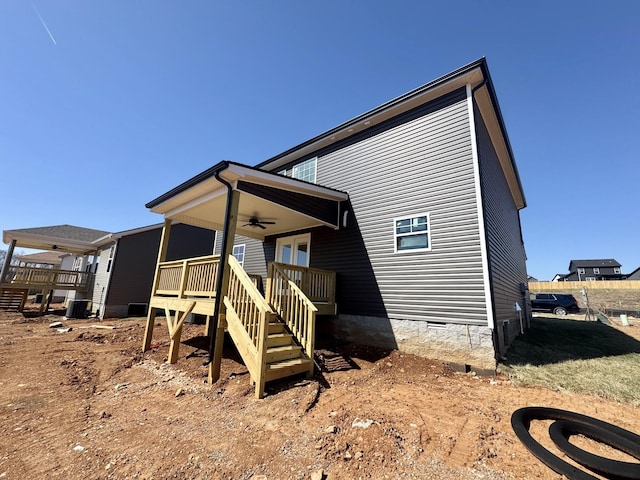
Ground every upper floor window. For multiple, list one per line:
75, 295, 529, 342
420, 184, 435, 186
232, 244, 246, 267
577, 268, 585, 274
394, 214, 431, 253
593, 267, 600, 274
279, 157, 317, 183
614, 267, 621, 274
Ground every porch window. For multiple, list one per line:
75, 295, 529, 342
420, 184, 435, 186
278, 157, 317, 183
232, 244, 245, 267
394, 214, 431, 253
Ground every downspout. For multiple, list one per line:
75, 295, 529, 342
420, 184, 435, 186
204, 168, 233, 366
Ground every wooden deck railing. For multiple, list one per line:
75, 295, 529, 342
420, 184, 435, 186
155, 255, 220, 298
224, 255, 276, 398
267, 262, 317, 365
271, 262, 335, 306
0, 266, 92, 291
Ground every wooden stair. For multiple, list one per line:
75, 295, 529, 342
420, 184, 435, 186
264, 317, 313, 382
0, 288, 28, 312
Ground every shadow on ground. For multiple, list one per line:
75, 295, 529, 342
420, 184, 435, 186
504, 316, 640, 367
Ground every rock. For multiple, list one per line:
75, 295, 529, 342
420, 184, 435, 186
175, 388, 184, 397
49, 322, 63, 328
73, 445, 85, 452
56, 328, 73, 333
351, 418, 374, 429
344, 451, 352, 460
310, 469, 324, 480
325, 425, 337, 434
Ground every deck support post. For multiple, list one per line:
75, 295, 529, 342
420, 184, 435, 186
143, 219, 172, 352
208, 189, 240, 384
0, 239, 16, 285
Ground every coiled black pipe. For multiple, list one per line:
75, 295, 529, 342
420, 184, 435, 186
511, 407, 640, 480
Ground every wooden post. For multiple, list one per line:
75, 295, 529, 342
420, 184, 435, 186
0, 239, 16, 285
208, 190, 240, 384
142, 219, 172, 352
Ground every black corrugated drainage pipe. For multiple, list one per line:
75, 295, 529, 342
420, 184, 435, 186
204, 165, 233, 366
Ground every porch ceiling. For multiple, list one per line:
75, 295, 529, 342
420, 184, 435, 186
146, 161, 349, 240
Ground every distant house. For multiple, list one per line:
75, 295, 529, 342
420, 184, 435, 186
15, 251, 65, 268
563, 259, 625, 281
551, 274, 567, 282
90, 223, 215, 318
627, 267, 640, 281
1, 223, 214, 316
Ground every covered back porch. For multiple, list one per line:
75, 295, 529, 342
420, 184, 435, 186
1, 225, 110, 313
142, 161, 347, 398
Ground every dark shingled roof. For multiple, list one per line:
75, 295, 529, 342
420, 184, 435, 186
569, 259, 621, 269
7, 225, 111, 243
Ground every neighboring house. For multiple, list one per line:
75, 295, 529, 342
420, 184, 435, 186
563, 259, 626, 281
627, 267, 640, 281
145, 57, 530, 376
15, 251, 64, 268
91, 223, 215, 318
551, 274, 567, 282
527, 275, 539, 283
1, 223, 215, 316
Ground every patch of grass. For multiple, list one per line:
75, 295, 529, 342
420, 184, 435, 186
498, 317, 640, 406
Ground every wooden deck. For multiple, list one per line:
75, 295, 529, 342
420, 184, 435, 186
0, 265, 92, 292
148, 255, 336, 316
143, 254, 337, 398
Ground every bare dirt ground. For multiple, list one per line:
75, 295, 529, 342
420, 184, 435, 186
1, 308, 639, 480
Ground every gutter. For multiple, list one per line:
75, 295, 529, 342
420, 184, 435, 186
204, 168, 234, 366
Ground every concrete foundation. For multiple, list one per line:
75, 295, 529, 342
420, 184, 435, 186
331, 314, 497, 372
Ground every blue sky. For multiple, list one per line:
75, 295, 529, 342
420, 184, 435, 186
1, 1, 638, 280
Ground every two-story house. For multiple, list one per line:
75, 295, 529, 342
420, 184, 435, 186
564, 259, 625, 281
142, 58, 530, 397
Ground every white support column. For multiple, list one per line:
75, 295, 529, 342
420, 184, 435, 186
0, 239, 17, 284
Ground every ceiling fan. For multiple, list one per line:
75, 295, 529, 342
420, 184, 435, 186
242, 217, 276, 230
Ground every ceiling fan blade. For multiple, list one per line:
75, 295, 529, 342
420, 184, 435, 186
260, 221, 276, 225
257, 223, 267, 229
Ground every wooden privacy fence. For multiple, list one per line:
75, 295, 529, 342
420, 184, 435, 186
529, 281, 640, 291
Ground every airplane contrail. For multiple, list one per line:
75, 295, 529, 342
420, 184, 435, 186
32, 2, 57, 45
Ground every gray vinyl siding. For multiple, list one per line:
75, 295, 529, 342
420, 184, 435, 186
91, 244, 115, 313
475, 103, 529, 349
267, 88, 489, 325
214, 234, 268, 279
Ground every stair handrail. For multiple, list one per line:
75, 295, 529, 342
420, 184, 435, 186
225, 255, 276, 398
266, 262, 318, 363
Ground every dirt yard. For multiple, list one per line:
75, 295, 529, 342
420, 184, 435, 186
1, 309, 639, 480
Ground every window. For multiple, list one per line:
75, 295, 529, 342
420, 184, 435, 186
593, 267, 600, 274
394, 214, 431, 253
232, 244, 245, 267
585, 277, 596, 281
279, 157, 317, 183
106, 246, 115, 273
614, 267, 621, 274
577, 268, 585, 274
